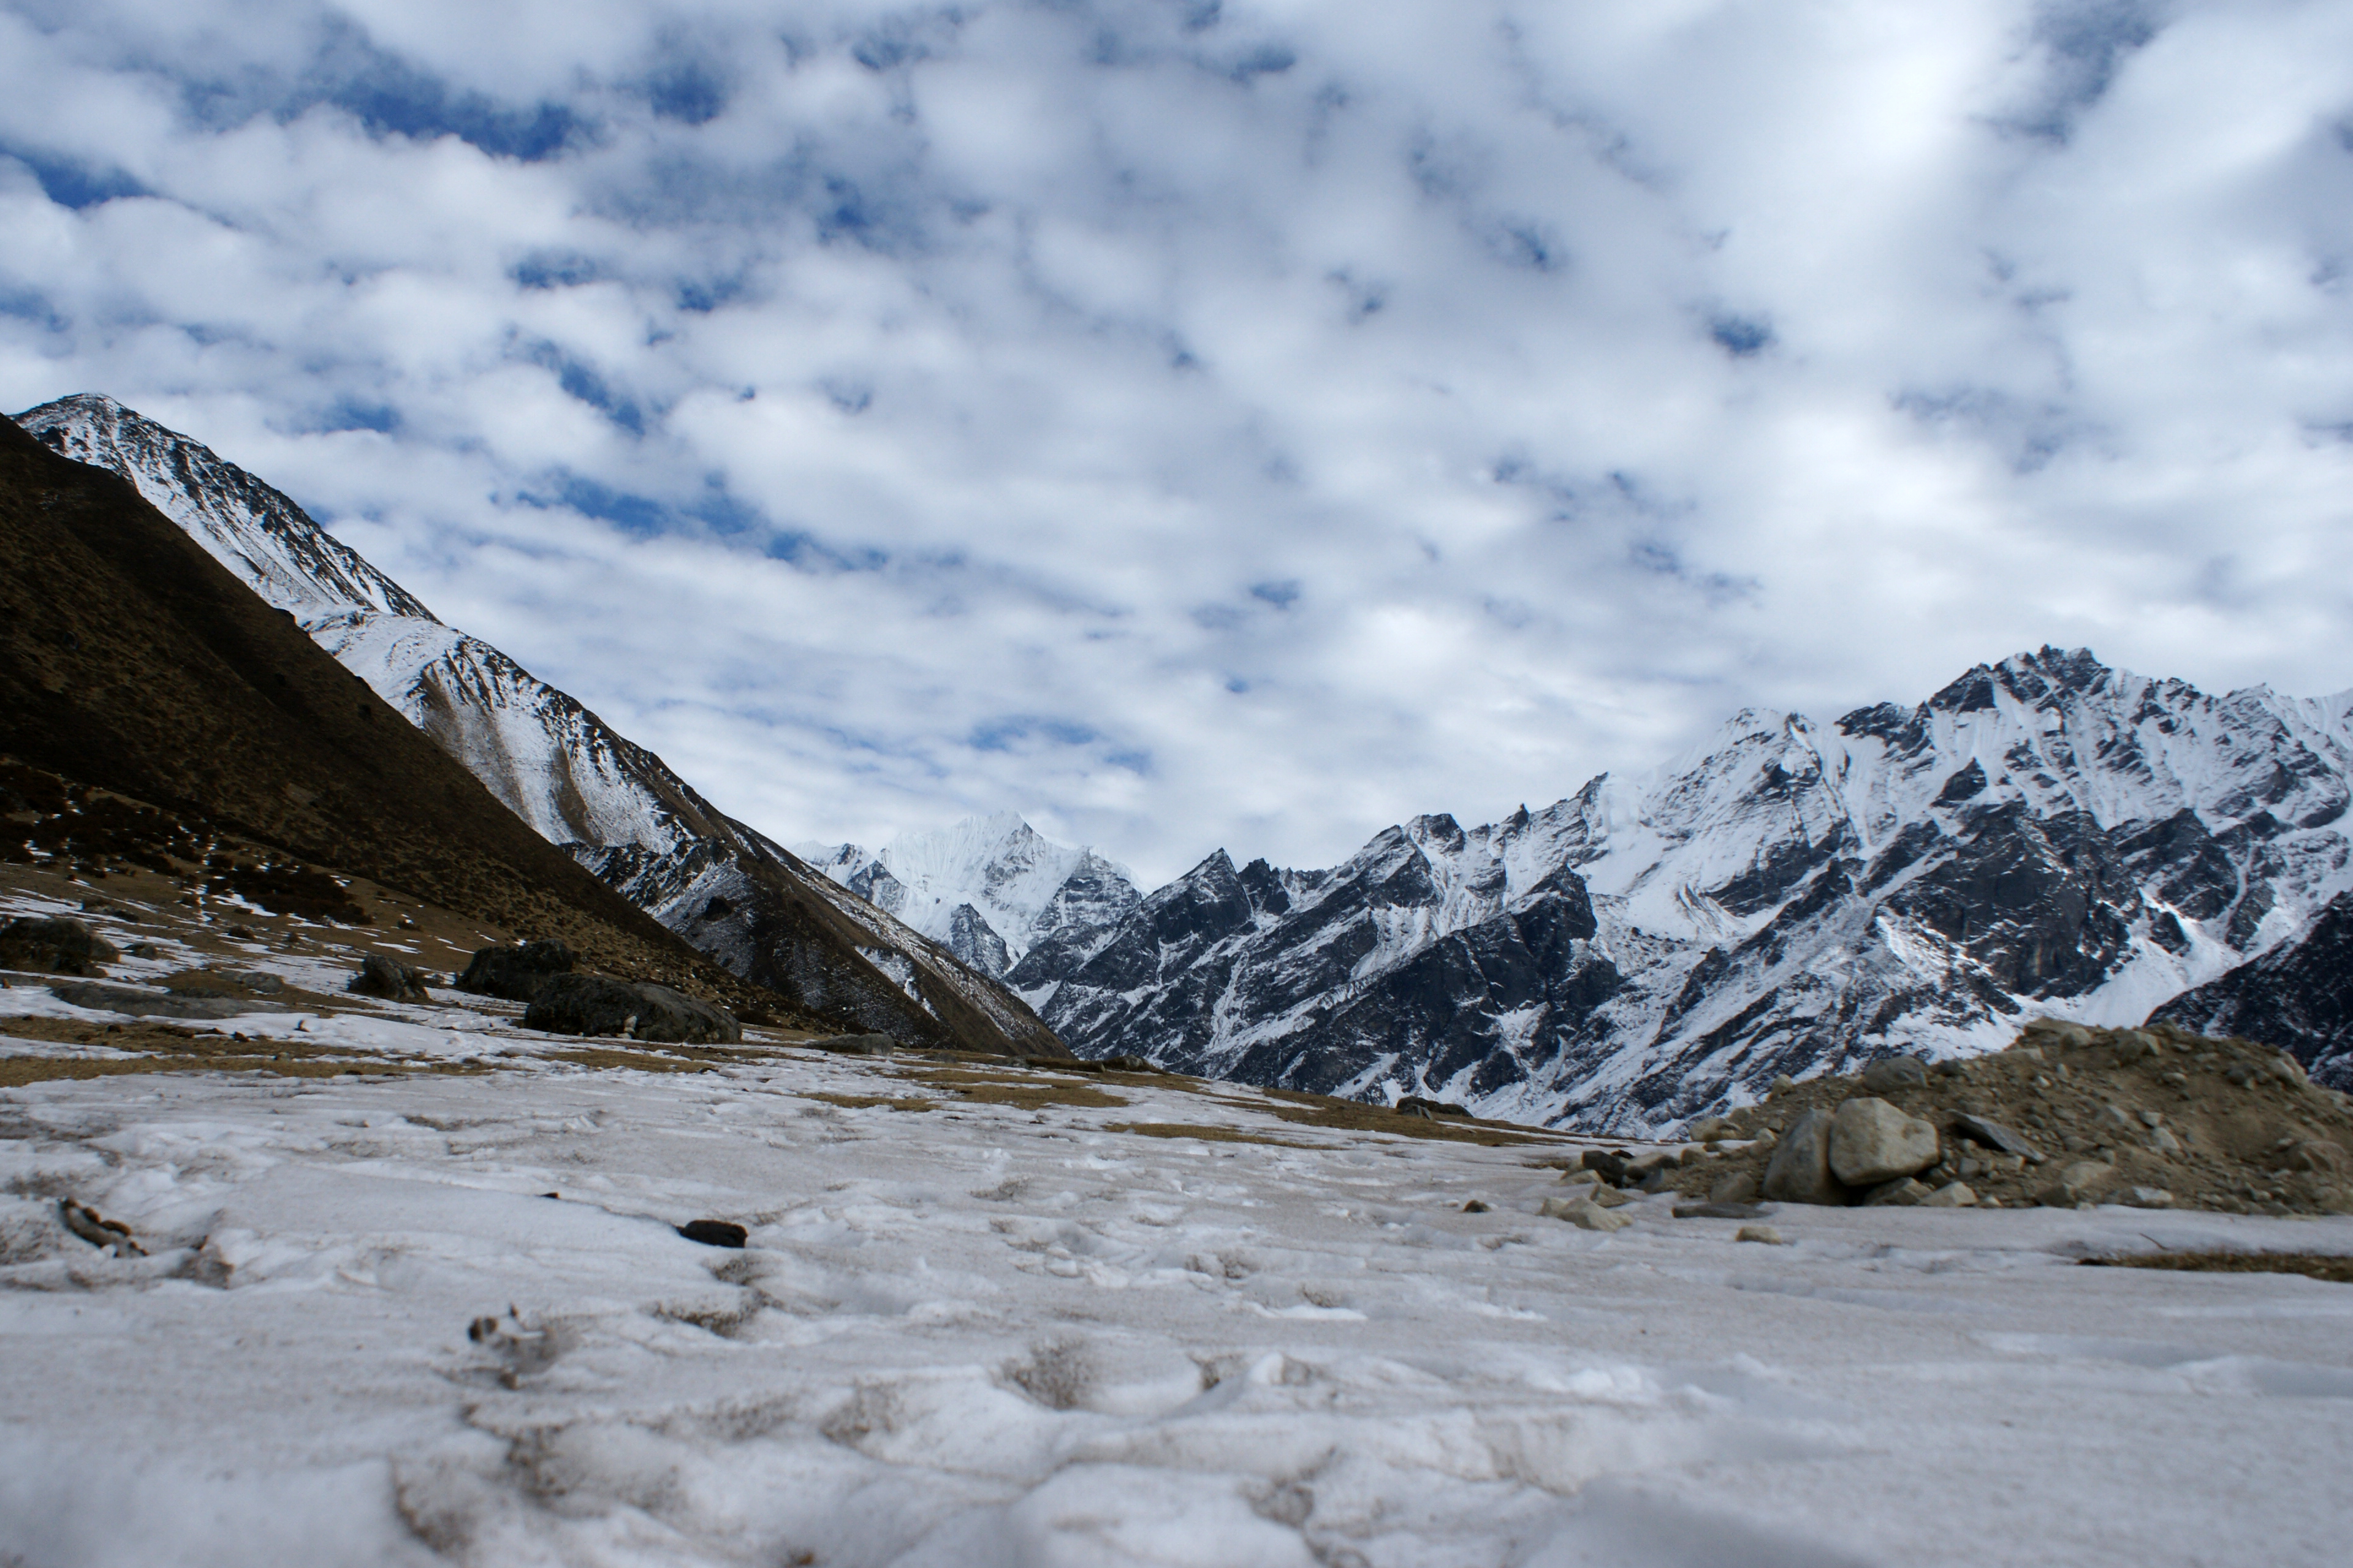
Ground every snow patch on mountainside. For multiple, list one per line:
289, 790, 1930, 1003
794, 814, 1139, 978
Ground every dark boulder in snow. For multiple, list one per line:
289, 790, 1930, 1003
0, 917, 119, 976
348, 952, 431, 1002
457, 939, 576, 1002
522, 973, 740, 1044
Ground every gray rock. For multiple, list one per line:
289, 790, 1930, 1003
2040, 1160, 2115, 1207
1918, 1181, 1978, 1208
521, 974, 740, 1045
1761, 1108, 1846, 1205
824, 1032, 899, 1056
1540, 1195, 1632, 1232
1860, 1056, 1929, 1093
1, 917, 119, 977
455, 939, 577, 1003
348, 952, 431, 1002
47, 981, 250, 1019
1861, 1176, 1932, 1206
1397, 1096, 1472, 1119
1672, 1202, 1768, 1219
1950, 1112, 2040, 1160
2149, 1127, 2184, 1156
1708, 1171, 1761, 1205
1734, 1225, 1786, 1244
1687, 1116, 1741, 1143
1768, 1074, 1798, 1097
2120, 1186, 2175, 1209
1828, 1098, 1940, 1186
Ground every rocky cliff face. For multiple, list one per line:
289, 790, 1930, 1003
15, 394, 1060, 1056
1021, 649, 2353, 1131
2154, 892, 2353, 1089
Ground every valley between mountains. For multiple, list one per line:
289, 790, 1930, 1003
15, 393, 2353, 1135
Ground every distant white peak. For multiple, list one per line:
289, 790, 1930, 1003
14, 393, 435, 624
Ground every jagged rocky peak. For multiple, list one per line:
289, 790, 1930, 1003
1027, 648, 2353, 1133
18, 393, 434, 623
793, 813, 1140, 966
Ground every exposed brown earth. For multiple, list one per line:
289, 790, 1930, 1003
1670, 1017, 2353, 1214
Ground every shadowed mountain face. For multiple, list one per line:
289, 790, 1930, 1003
1016, 650, 2353, 1131
0, 414, 741, 992
2155, 893, 2353, 1088
13, 395, 1062, 1056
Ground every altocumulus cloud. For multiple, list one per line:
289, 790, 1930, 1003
4, 0, 2353, 882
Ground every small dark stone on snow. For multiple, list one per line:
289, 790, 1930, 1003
1673, 1202, 1770, 1219
1461, 1199, 1492, 1213
1397, 1096, 1472, 1119
677, 1219, 747, 1248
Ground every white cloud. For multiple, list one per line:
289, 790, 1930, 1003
6, 1, 2353, 884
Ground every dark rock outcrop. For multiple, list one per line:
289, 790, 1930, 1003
2155, 892, 2353, 1088
0, 917, 119, 976
456, 939, 576, 1002
348, 952, 431, 1002
522, 973, 741, 1043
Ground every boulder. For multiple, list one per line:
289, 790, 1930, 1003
1540, 1195, 1632, 1232
0, 917, 118, 976
48, 980, 249, 1020
522, 975, 740, 1045
348, 952, 431, 1002
1861, 1176, 1933, 1207
1828, 1097, 1940, 1186
1709, 1171, 1762, 1205
2284, 1140, 2349, 1175
456, 939, 577, 1003
1860, 1056, 1929, 1093
1950, 1112, 2040, 1159
1396, 1096, 1472, 1119
1761, 1108, 1846, 1205
1687, 1116, 1741, 1143
2040, 1160, 2115, 1208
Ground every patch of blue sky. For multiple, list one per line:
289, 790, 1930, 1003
970, 714, 1103, 753
1, 145, 148, 210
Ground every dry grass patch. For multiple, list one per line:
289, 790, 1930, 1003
802, 1091, 937, 1113
903, 1067, 1130, 1110
1102, 1121, 1315, 1148
2081, 1251, 2353, 1284
1250, 1089, 1568, 1147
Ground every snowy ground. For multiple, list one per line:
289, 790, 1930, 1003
5, 971, 2353, 1568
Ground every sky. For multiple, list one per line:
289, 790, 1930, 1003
6, 1, 2353, 886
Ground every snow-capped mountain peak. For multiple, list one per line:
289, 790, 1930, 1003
793, 815, 1140, 979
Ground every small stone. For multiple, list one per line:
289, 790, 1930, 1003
1687, 1116, 1740, 1143
2120, 1187, 2174, 1209
676, 1219, 748, 1248
1540, 1196, 1632, 1232
1950, 1113, 2040, 1159
1673, 1202, 1767, 1219
1709, 1172, 1761, 1205
1761, 1108, 1846, 1206
2040, 1160, 2115, 1208
1768, 1075, 1798, 1097
1861, 1177, 1931, 1206
1735, 1225, 1786, 1244
1828, 1097, 1940, 1186
1461, 1199, 1492, 1214
1860, 1056, 1929, 1093
2137, 1109, 2164, 1128
2149, 1127, 2183, 1156
1918, 1182, 1978, 1208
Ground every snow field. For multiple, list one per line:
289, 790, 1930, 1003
2, 1002, 2351, 1566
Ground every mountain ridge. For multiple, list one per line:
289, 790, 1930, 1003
14, 393, 1062, 1056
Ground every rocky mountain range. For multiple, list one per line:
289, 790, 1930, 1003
984, 650, 2353, 1129
15, 395, 1060, 1057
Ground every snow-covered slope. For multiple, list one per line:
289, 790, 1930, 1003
1023, 648, 2353, 1131
794, 814, 1139, 980
14, 393, 1060, 1056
